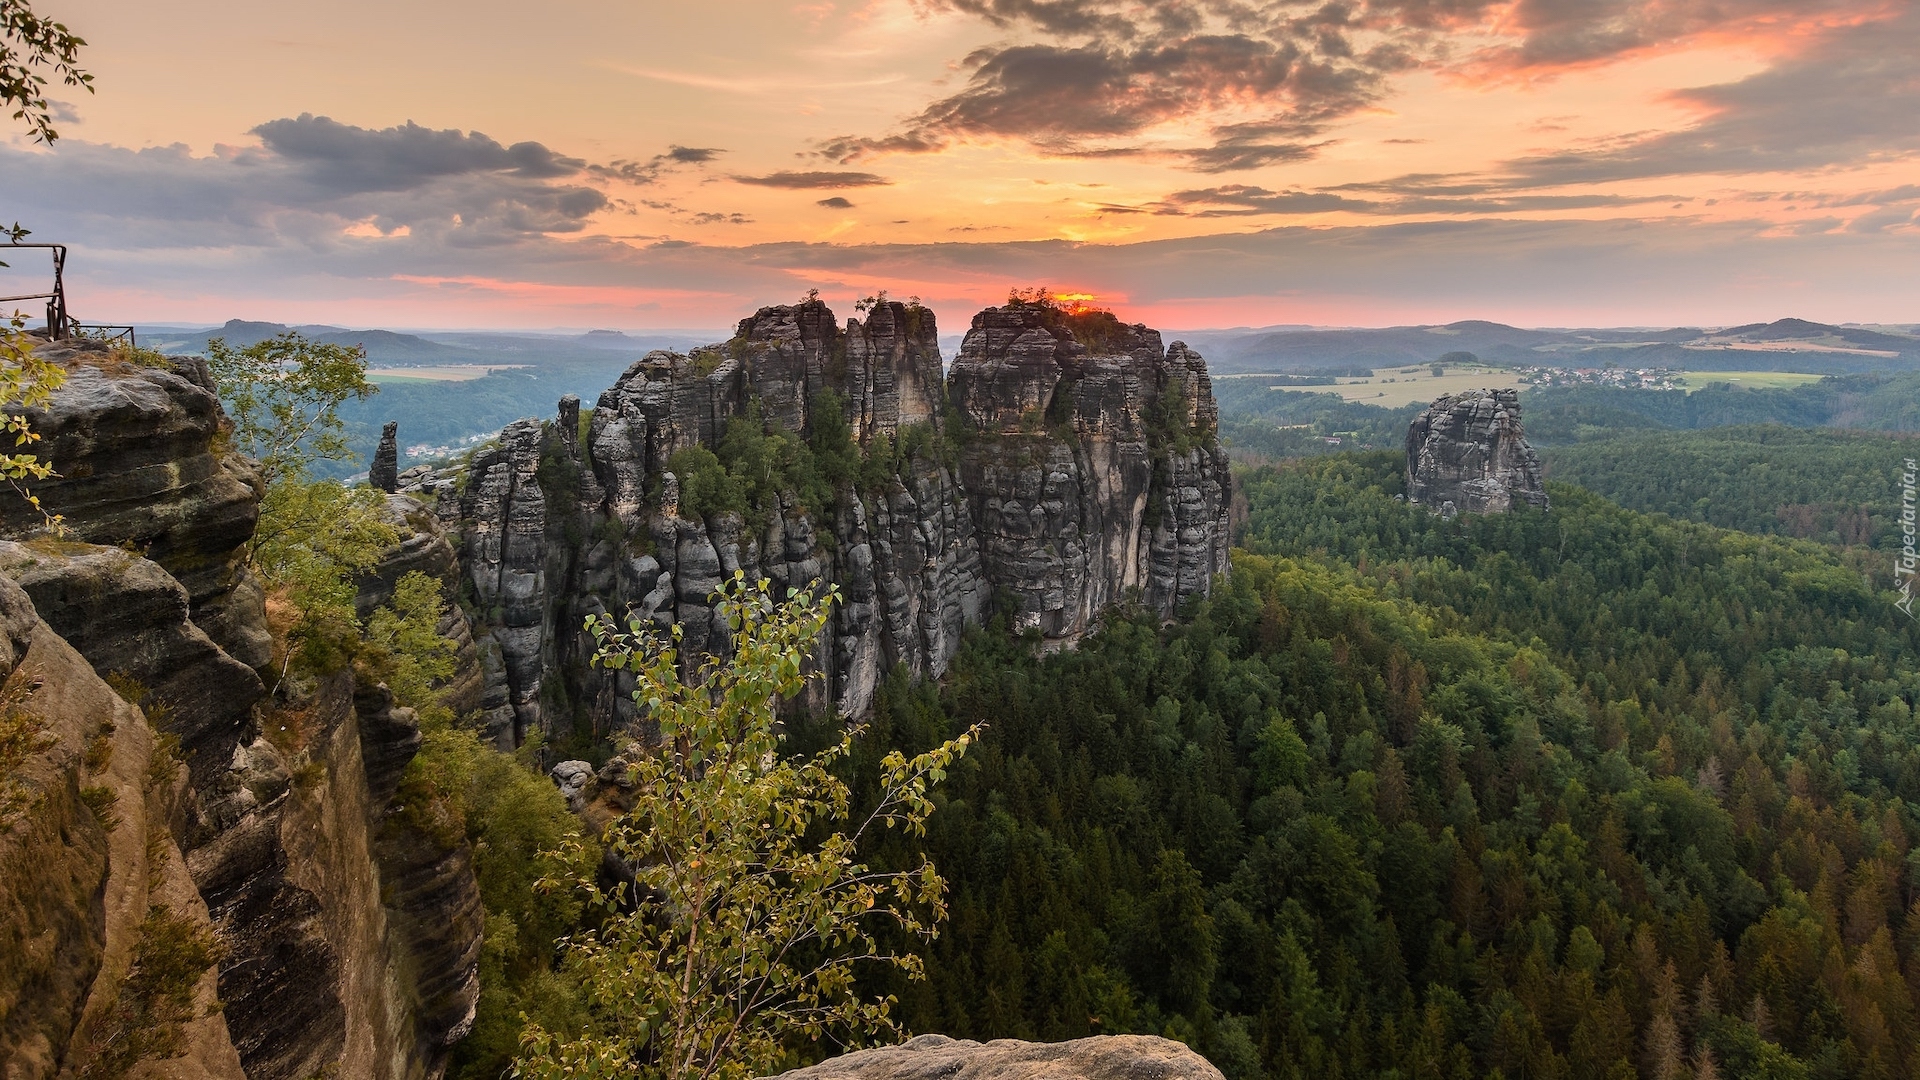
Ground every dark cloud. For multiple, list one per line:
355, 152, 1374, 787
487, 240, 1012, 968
1461, 0, 1868, 72
253, 114, 585, 193
821, 4, 1393, 172
733, 171, 892, 189
1497, 8, 1920, 185
4, 133, 1915, 325
0, 117, 613, 255
665, 146, 723, 163
825, 0, 1915, 175
817, 196, 855, 209
1106, 184, 1684, 217
589, 145, 725, 185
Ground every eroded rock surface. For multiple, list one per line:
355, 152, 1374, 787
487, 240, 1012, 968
0, 339, 271, 671
372, 421, 400, 493
768, 1034, 1226, 1080
437, 298, 1231, 744
0, 541, 265, 798
1, 344, 482, 1080
1405, 388, 1549, 515
0, 574, 246, 1080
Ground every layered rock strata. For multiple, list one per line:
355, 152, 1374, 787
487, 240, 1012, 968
0, 574, 247, 1080
372, 421, 400, 493
430, 298, 1231, 745
0, 338, 272, 671
1405, 388, 1549, 515
0, 343, 483, 1080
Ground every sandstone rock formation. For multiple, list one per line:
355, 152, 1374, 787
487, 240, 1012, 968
0, 338, 271, 671
0, 573, 247, 1080
372, 421, 400, 493
1405, 388, 1548, 515
0, 341, 482, 1080
769, 1034, 1226, 1080
950, 306, 1232, 639
431, 298, 1231, 746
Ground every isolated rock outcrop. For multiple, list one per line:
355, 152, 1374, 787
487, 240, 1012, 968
950, 306, 1232, 638
371, 421, 399, 493
435, 298, 1231, 745
769, 1034, 1226, 1080
1405, 388, 1548, 515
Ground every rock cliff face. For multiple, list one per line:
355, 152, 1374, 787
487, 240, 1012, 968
1405, 388, 1548, 515
950, 307, 1231, 639
0, 341, 481, 1080
0, 340, 272, 671
429, 298, 1231, 745
770, 1034, 1226, 1080
0, 573, 246, 1080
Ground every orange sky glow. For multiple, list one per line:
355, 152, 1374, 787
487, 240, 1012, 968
1, 0, 1915, 332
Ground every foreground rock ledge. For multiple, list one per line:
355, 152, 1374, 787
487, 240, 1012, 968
769, 1035, 1226, 1080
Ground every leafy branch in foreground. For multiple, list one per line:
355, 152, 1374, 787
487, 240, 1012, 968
0, 309, 65, 532
207, 331, 376, 490
208, 330, 392, 675
1, 0, 91, 144
514, 574, 978, 1080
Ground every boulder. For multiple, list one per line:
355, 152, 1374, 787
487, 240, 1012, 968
768, 1035, 1225, 1080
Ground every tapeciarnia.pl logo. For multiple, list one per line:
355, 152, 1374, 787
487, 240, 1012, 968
1900, 457, 1918, 619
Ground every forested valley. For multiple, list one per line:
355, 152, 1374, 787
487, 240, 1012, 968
810, 452, 1920, 1080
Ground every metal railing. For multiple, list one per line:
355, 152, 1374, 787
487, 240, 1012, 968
2, 241, 136, 347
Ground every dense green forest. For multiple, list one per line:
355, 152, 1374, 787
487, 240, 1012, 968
1541, 427, 1920, 552
1523, 376, 1920, 444
802, 452, 1920, 1080
1211, 373, 1920, 470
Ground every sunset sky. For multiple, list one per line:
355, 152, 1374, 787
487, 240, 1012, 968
1, 0, 1916, 331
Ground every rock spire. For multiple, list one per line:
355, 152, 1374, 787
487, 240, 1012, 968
1405, 388, 1548, 515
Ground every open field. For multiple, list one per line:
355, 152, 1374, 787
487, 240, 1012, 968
1671, 370, 1826, 391
365, 364, 528, 383
1216, 365, 1518, 408
1329, 365, 1518, 407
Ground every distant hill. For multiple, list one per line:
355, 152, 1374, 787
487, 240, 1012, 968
1182, 317, 1920, 373
133, 320, 721, 479
136, 320, 718, 368
140, 319, 476, 363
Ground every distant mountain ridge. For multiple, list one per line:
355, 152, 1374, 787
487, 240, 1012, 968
1184, 317, 1920, 373
136, 319, 715, 365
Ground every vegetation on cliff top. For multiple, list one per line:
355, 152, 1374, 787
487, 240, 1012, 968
1003, 287, 1141, 356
